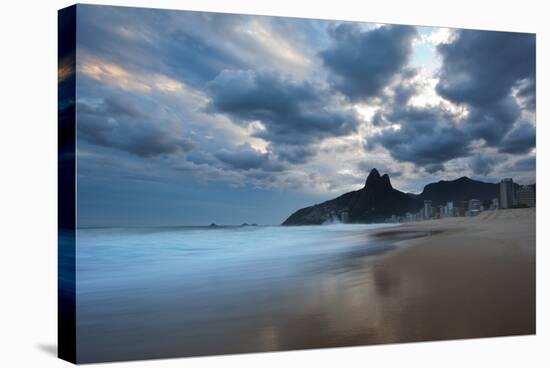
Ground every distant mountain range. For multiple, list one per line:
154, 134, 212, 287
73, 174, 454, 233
414, 176, 500, 206
282, 168, 509, 225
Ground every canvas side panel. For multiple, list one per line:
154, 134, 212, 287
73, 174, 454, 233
58, 4, 77, 364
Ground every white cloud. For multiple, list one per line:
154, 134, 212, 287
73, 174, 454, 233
420, 27, 453, 45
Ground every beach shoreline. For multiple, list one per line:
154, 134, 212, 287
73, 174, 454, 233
75, 209, 535, 362
365, 207, 536, 342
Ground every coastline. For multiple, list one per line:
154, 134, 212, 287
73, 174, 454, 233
366, 208, 536, 342
75, 210, 536, 362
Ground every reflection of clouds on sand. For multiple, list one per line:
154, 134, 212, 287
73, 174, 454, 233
372, 264, 401, 297
258, 325, 281, 351
253, 209, 534, 349
252, 252, 419, 348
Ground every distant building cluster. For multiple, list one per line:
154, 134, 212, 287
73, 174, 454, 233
499, 178, 515, 209
385, 177, 535, 223
516, 184, 536, 208
499, 178, 536, 209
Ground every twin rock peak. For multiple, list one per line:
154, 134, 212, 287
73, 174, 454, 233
364, 168, 392, 191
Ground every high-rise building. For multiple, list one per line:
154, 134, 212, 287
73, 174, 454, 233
517, 185, 536, 207
438, 205, 445, 218
499, 178, 515, 209
446, 201, 454, 217
423, 200, 432, 220
457, 200, 469, 216
468, 199, 482, 213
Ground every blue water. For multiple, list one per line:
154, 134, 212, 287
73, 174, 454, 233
76, 224, 398, 362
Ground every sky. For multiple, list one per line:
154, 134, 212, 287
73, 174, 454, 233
70, 5, 536, 227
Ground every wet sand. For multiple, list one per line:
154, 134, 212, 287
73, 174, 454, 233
246, 208, 536, 352
366, 208, 536, 342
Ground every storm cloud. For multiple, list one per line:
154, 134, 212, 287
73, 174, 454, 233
468, 153, 500, 176
321, 24, 417, 101
368, 80, 472, 171
78, 98, 194, 158
369, 110, 471, 169
215, 144, 286, 172
511, 156, 536, 171
437, 29, 536, 145
368, 29, 535, 174
499, 121, 536, 154
207, 69, 359, 160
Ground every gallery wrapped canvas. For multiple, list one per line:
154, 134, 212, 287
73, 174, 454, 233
58, 4, 536, 364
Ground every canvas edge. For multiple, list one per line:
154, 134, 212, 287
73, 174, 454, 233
58, 4, 77, 364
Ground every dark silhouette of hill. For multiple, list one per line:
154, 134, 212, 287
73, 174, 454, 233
415, 176, 498, 206
282, 169, 511, 225
282, 169, 420, 225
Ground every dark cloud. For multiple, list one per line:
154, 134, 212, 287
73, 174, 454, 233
320, 24, 417, 101
465, 96, 521, 145
215, 147, 266, 170
270, 144, 316, 165
369, 104, 471, 169
368, 29, 536, 173
366, 69, 472, 170
499, 122, 536, 154
424, 163, 445, 174
371, 82, 419, 127
437, 29, 536, 145
215, 144, 286, 172
206, 69, 359, 154
162, 28, 245, 85
511, 156, 536, 171
437, 30, 535, 107
78, 99, 194, 158
468, 153, 499, 176
97, 94, 145, 119
392, 80, 418, 106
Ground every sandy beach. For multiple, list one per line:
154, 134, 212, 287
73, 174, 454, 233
367, 207, 536, 343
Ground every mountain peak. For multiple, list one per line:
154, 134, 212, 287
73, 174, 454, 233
381, 173, 392, 189
283, 167, 418, 225
365, 168, 392, 190
365, 168, 381, 186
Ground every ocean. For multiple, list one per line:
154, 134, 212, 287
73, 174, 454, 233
75, 223, 400, 362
